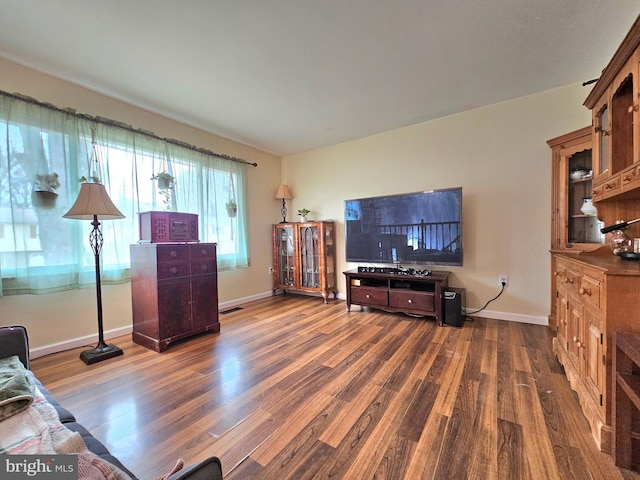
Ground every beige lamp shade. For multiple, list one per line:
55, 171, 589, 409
63, 183, 125, 220
274, 184, 293, 200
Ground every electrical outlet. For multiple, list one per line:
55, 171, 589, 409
499, 275, 508, 287
268, 266, 274, 275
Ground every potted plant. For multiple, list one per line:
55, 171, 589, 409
32, 172, 61, 209
297, 208, 311, 222
151, 171, 175, 190
225, 199, 237, 218
151, 172, 175, 210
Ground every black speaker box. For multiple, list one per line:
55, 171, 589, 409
444, 287, 466, 327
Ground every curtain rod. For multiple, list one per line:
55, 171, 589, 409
0, 89, 258, 167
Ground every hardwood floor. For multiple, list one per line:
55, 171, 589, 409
31, 295, 640, 480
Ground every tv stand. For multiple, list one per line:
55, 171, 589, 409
343, 269, 449, 325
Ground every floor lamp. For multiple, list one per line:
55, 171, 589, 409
63, 182, 125, 365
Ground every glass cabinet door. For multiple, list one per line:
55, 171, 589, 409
610, 71, 634, 175
567, 147, 603, 245
324, 223, 335, 291
299, 224, 319, 288
595, 103, 610, 177
276, 225, 295, 286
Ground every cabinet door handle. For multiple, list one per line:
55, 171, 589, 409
201, 264, 208, 272
628, 104, 639, 113
170, 267, 178, 274
579, 286, 591, 296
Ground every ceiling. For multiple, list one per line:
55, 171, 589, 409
0, 1, 639, 157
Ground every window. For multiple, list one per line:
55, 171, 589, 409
0, 93, 250, 296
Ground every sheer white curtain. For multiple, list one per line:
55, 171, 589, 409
0, 93, 249, 296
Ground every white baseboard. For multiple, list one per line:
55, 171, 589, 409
30, 325, 132, 360
29, 292, 547, 358
219, 291, 274, 312
465, 309, 548, 326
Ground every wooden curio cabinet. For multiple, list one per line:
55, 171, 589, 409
272, 221, 337, 303
549, 14, 640, 454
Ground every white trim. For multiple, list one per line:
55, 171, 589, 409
29, 326, 132, 359
218, 291, 273, 312
28, 292, 547, 358
465, 309, 548, 326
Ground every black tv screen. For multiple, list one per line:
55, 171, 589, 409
345, 187, 463, 266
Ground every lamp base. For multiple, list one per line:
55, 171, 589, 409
80, 342, 123, 365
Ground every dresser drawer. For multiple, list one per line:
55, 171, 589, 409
191, 244, 216, 259
389, 290, 435, 312
157, 262, 190, 280
351, 286, 388, 306
579, 273, 601, 310
157, 245, 190, 263
191, 259, 216, 276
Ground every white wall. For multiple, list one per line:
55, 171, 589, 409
282, 83, 592, 324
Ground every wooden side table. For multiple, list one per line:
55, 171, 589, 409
612, 331, 640, 471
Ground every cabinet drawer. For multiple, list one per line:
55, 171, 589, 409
191, 259, 216, 275
157, 262, 190, 279
157, 245, 190, 263
621, 163, 640, 190
591, 181, 605, 202
602, 174, 621, 199
351, 287, 388, 306
561, 267, 581, 296
191, 244, 216, 259
389, 290, 435, 312
579, 274, 601, 310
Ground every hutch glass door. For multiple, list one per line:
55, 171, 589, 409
276, 225, 295, 286
300, 224, 319, 288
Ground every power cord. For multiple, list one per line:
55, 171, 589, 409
463, 281, 506, 317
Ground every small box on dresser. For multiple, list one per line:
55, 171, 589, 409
138, 211, 199, 243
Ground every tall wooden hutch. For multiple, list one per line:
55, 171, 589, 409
549, 15, 640, 454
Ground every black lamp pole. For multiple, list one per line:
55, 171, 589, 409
280, 198, 288, 223
79, 215, 123, 365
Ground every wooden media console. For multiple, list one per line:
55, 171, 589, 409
343, 269, 449, 325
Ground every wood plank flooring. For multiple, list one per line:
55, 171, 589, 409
30, 295, 640, 480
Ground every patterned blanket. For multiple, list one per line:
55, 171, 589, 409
0, 356, 132, 480
0, 355, 34, 422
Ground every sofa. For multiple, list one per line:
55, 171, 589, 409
0, 325, 222, 480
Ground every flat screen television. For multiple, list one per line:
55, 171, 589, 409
345, 187, 463, 267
